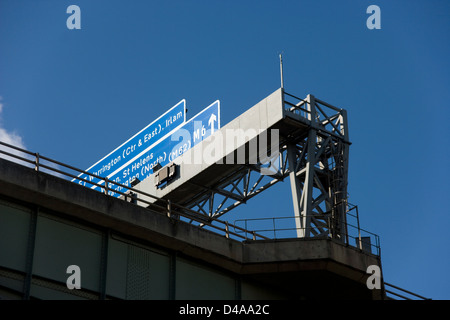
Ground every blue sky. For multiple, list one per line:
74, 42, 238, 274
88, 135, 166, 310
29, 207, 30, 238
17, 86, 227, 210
1, 0, 449, 299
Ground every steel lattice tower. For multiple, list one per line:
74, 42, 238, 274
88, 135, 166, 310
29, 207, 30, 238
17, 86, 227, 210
286, 93, 350, 239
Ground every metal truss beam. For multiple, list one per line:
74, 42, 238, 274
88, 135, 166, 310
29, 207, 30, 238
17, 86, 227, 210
183, 150, 290, 222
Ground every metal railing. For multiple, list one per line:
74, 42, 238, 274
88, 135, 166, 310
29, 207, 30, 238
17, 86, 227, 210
0, 140, 270, 241
384, 282, 431, 300
234, 214, 381, 256
283, 91, 311, 119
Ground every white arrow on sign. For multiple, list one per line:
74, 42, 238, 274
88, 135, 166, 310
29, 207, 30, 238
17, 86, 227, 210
208, 113, 217, 134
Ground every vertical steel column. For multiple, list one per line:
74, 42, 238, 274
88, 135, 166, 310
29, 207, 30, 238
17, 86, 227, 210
99, 229, 109, 300
339, 109, 350, 242
22, 206, 38, 300
287, 94, 317, 238
235, 277, 242, 300
169, 252, 176, 300
287, 143, 304, 237
328, 109, 350, 241
301, 95, 317, 238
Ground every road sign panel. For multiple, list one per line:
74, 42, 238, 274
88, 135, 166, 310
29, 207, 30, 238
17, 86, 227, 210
105, 100, 220, 197
73, 99, 186, 189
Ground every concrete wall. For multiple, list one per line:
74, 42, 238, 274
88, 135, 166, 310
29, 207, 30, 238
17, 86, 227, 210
0, 197, 290, 300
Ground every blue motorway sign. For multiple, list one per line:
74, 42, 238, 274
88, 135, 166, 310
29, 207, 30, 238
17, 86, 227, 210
74, 99, 186, 189
104, 100, 220, 197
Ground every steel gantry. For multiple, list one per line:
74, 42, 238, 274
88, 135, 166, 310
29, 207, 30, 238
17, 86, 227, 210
134, 89, 351, 241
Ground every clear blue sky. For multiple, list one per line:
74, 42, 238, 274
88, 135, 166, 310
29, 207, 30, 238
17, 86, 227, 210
1, 0, 449, 299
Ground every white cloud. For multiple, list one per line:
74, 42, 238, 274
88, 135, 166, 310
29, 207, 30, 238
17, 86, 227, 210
0, 127, 25, 149
0, 97, 67, 179
0, 97, 27, 164
0, 97, 25, 146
